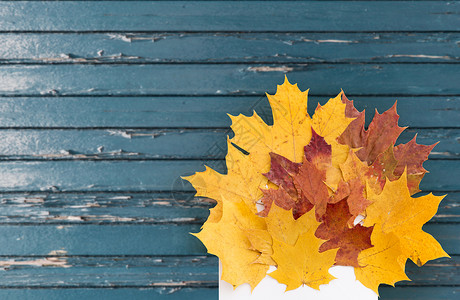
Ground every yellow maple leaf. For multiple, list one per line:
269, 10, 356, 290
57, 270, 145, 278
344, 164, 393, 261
183, 138, 267, 222
244, 228, 275, 265
229, 76, 312, 170
340, 150, 383, 194
265, 202, 318, 245
364, 169, 449, 266
192, 198, 269, 290
269, 208, 337, 291
244, 203, 320, 266
312, 93, 353, 146
355, 226, 410, 294
312, 93, 354, 190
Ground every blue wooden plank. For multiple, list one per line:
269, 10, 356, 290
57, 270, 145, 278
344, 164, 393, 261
0, 224, 205, 255
0, 159, 454, 192
0, 96, 457, 128
0, 255, 217, 287
380, 287, 459, 300
0, 288, 218, 300
0, 1, 457, 31
0, 64, 458, 96
0, 128, 455, 160
0, 190, 456, 224
0, 32, 458, 63
0, 223, 455, 255
0, 192, 211, 225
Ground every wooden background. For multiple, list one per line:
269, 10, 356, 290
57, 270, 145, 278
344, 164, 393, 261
0, 1, 458, 299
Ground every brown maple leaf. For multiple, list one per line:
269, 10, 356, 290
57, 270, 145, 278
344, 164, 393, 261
341, 92, 362, 119
393, 135, 437, 194
258, 186, 313, 220
331, 178, 371, 227
262, 127, 371, 222
315, 198, 374, 267
304, 128, 332, 170
337, 99, 435, 194
263, 152, 300, 198
292, 158, 330, 221
338, 102, 407, 165
366, 145, 399, 193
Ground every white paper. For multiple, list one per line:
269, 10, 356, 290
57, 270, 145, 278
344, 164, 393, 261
219, 261, 378, 300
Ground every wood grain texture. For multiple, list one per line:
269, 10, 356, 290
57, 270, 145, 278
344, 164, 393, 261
0, 288, 217, 300
0, 64, 459, 96
0, 192, 212, 225
0, 255, 217, 287
0, 96, 458, 128
0, 1, 458, 31
0, 191, 457, 224
0, 32, 459, 64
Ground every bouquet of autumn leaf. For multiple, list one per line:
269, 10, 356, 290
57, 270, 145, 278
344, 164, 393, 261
183, 77, 449, 294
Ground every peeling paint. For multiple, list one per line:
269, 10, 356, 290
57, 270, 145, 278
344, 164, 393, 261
106, 33, 165, 43
105, 196, 132, 200
31, 150, 142, 159
28, 53, 143, 63
48, 250, 68, 256
106, 129, 132, 139
431, 151, 457, 157
107, 129, 165, 139
170, 217, 199, 223
158, 287, 182, 294
149, 280, 208, 287
434, 214, 459, 219
0, 257, 70, 268
81, 215, 136, 222
48, 215, 84, 221
302, 38, 358, 44
247, 66, 293, 72
56, 225, 71, 230
387, 54, 454, 60
154, 201, 174, 206
23, 197, 45, 204
106, 33, 132, 43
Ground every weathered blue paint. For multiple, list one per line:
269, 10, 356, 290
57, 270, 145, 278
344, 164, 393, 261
0, 289, 219, 300
0, 64, 458, 96
0, 33, 458, 63
0, 191, 456, 224
0, 1, 457, 31
0, 96, 457, 128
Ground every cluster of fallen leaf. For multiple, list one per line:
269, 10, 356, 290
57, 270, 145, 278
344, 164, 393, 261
184, 77, 449, 294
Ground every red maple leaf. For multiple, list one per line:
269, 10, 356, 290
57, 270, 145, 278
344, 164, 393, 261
338, 102, 406, 165
315, 198, 374, 267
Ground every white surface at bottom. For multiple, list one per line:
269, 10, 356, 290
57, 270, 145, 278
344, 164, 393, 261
219, 261, 378, 300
